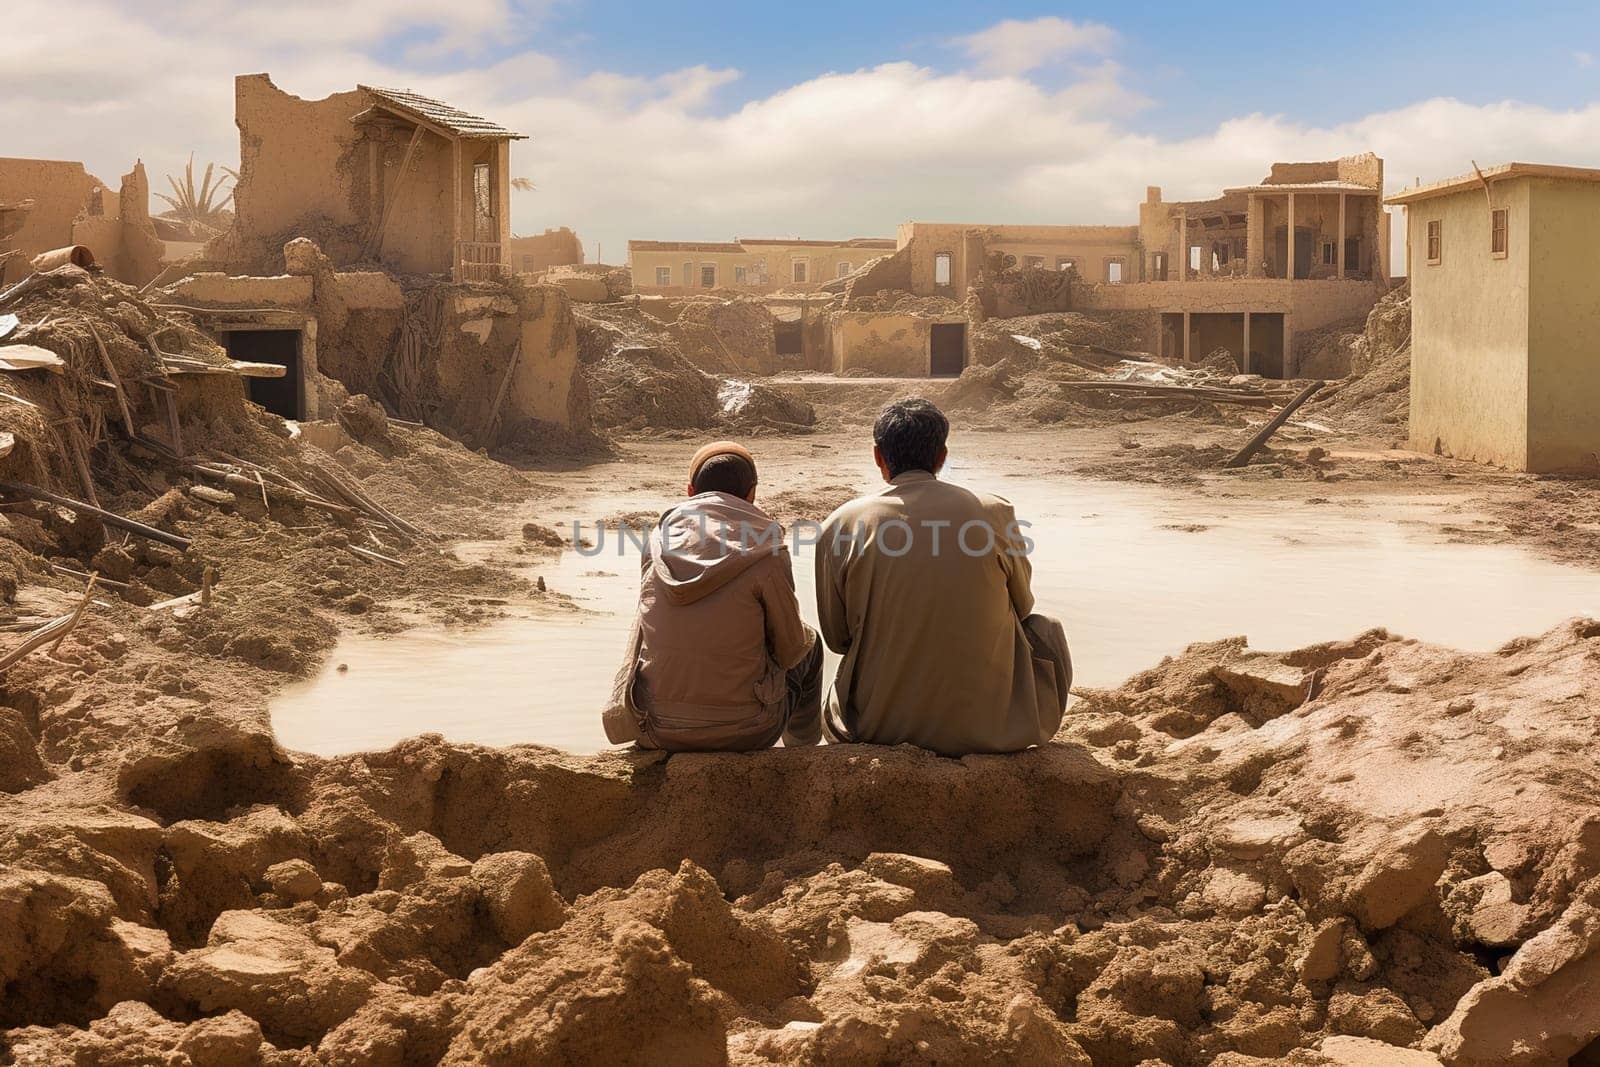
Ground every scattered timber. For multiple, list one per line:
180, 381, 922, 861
0, 479, 192, 550
1222, 381, 1326, 469
1056, 380, 1280, 407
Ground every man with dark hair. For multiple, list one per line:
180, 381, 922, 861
604, 441, 822, 751
814, 398, 1071, 756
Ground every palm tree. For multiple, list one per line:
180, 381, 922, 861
156, 155, 234, 233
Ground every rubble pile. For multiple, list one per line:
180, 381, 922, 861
970, 310, 1154, 368
6, 606, 1600, 1062
1306, 283, 1412, 439
671, 299, 779, 375
575, 301, 817, 435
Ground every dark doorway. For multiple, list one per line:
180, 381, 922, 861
774, 321, 803, 357
929, 323, 966, 377
227, 330, 303, 419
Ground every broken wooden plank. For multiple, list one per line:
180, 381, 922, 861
0, 344, 65, 373
1222, 380, 1326, 469
0, 479, 191, 550
59, 421, 100, 508
160, 355, 287, 378
187, 464, 357, 520
48, 573, 98, 655
347, 544, 403, 568
88, 323, 137, 438
49, 563, 131, 591
482, 338, 523, 442
0, 612, 79, 671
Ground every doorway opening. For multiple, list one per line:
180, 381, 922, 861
774, 321, 804, 357
226, 330, 304, 419
929, 322, 966, 377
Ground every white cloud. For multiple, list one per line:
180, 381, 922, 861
951, 16, 1117, 75
1576, 50, 1594, 68
5, 7, 1600, 270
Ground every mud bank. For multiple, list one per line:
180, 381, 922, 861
7, 617, 1600, 1064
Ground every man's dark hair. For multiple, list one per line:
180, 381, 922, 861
692, 452, 758, 497
873, 398, 949, 478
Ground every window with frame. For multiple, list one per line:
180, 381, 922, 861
1426, 220, 1442, 264
1491, 209, 1508, 257
1024, 255, 1045, 269
522, 254, 535, 270
734, 265, 747, 284
1320, 239, 1336, 266
682, 261, 693, 285
1150, 252, 1166, 280
1188, 245, 1202, 272
934, 252, 952, 286
700, 265, 716, 288
792, 260, 809, 283
654, 266, 671, 286
837, 261, 852, 278
1105, 258, 1125, 284
1057, 256, 1076, 271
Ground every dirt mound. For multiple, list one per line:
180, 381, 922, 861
718, 379, 817, 433
672, 299, 779, 375
586, 346, 720, 432
8, 617, 1600, 1062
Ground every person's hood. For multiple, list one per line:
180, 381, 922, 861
650, 492, 786, 605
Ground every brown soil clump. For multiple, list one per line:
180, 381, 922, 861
8, 618, 1600, 1062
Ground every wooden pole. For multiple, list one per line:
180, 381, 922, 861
365, 124, 426, 260
0, 479, 191, 550
1222, 380, 1324, 469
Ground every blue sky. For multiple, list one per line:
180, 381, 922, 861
7, 1, 1600, 260
458, 0, 1600, 134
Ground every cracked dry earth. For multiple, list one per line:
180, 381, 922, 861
6, 602, 1600, 1065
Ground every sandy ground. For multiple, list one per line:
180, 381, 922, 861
5, 379, 1600, 1065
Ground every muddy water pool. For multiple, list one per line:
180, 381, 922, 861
273, 452, 1600, 755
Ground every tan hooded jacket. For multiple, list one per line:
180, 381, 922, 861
604, 492, 815, 751
814, 470, 1064, 756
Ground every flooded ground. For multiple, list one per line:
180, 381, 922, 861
272, 435, 1600, 755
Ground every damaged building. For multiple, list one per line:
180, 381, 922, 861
0, 158, 166, 287
629, 237, 896, 295
1388, 162, 1600, 473
207, 75, 523, 282
153, 75, 584, 444
867, 155, 1392, 378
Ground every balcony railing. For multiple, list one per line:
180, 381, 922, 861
456, 241, 505, 283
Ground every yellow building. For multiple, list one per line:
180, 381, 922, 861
1387, 162, 1600, 473
628, 237, 895, 295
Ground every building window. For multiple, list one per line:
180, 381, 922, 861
1426, 220, 1442, 265
522, 254, 535, 270
682, 261, 693, 285
934, 252, 952, 286
1024, 255, 1045, 269
1188, 245, 1201, 272
1151, 252, 1167, 281
792, 260, 809, 283
700, 265, 716, 288
1491, 209, 1508, 258
837, 261, 852, 278
734, 265, 747, 284
1057, 256, 1075, 271
1106, 258, 1125, 284
1321, 239, 1336, 266
655, 266, 671, 286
